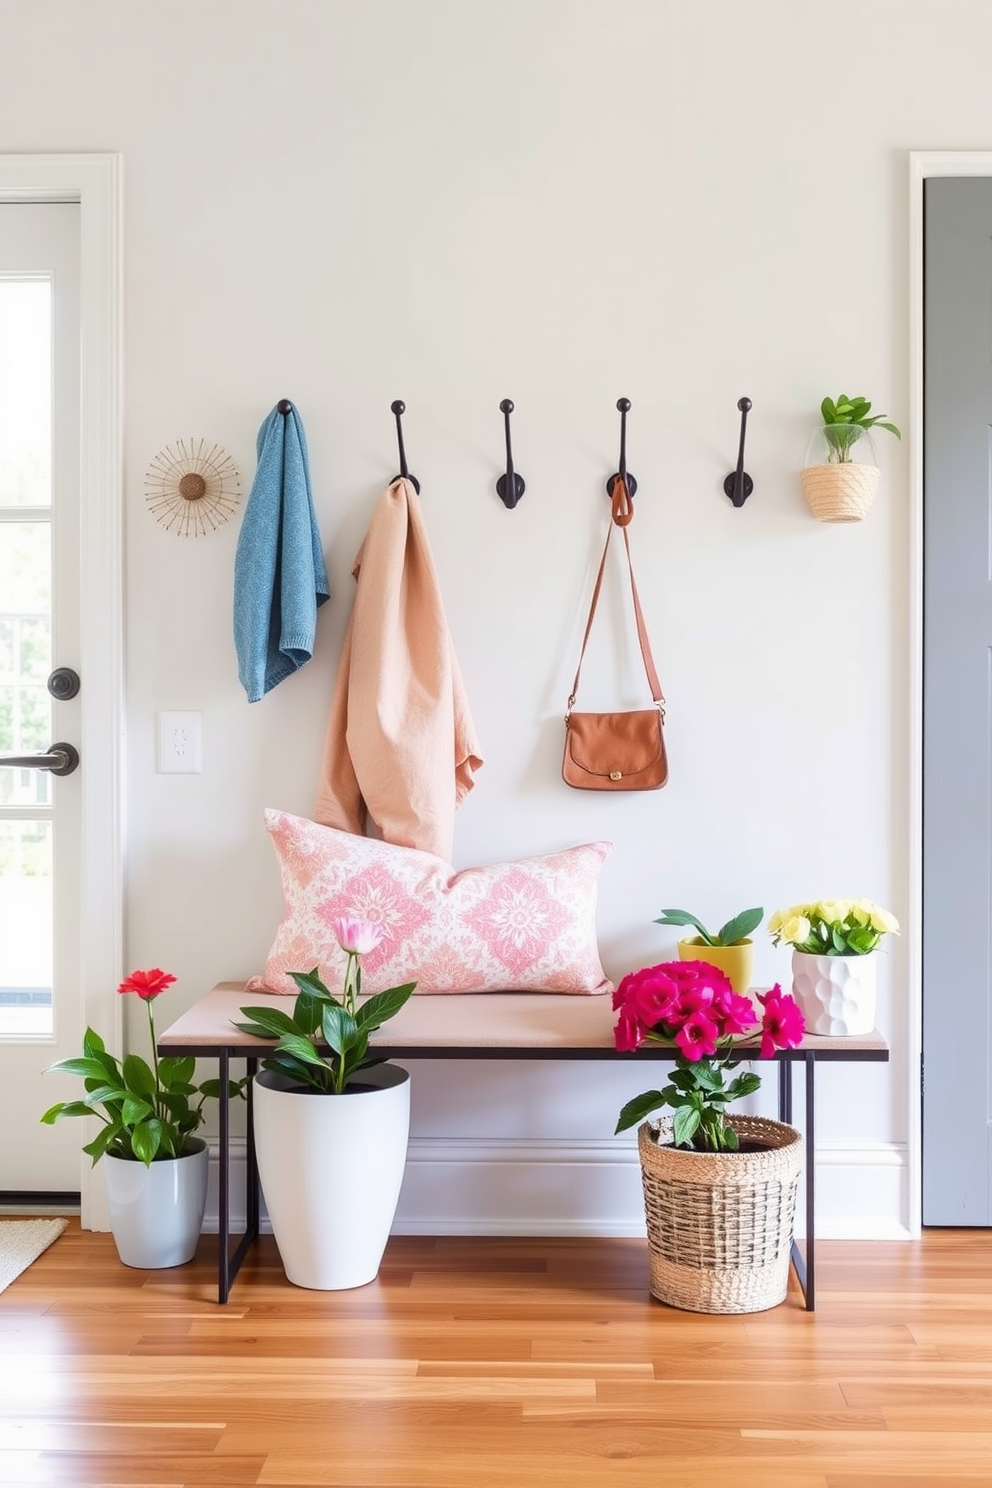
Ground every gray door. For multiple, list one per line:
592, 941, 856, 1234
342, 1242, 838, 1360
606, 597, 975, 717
923, 177, 992, 1224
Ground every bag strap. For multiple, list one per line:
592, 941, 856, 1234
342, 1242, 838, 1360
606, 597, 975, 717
567, 478, 666, 718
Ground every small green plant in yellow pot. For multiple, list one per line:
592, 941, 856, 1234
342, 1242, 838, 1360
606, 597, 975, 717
654, 906, 764, 995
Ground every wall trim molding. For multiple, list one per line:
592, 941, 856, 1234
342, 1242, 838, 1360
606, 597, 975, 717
201, 1134, 910, 1243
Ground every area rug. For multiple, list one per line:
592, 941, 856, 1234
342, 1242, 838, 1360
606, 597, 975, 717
0, 1218, 68, 1294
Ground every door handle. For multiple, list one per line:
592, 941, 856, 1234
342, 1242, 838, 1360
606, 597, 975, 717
0, 742, 80, 777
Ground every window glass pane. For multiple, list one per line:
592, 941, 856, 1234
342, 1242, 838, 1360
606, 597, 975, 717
0, 819, 52, 1037
0, 523, 51, 805
0, 278, 51, 508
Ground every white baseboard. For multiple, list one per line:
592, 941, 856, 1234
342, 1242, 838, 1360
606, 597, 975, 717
200, 1135, 911, 1242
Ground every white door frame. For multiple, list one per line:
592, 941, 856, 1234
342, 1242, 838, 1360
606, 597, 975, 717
907, 151, 992, 1237
0, 154, 123, 1227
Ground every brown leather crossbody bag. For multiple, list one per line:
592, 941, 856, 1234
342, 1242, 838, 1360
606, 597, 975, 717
562, 479, 668, 792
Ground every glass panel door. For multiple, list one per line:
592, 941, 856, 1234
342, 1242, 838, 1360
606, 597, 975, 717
0, 204, 82, 1192
0, 506, 53, 1037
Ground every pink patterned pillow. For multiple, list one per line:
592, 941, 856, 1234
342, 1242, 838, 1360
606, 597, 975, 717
249, 809, 613, 996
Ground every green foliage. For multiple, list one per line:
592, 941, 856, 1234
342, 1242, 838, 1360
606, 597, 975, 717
42, 1014, 246, 1167
237, 968, 416, 1095
819, 394, 901, 463
615, 1057, 763, 1151
653, 906, 763, 947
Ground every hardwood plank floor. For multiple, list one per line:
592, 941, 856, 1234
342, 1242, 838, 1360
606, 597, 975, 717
0, 1225, 989, 1486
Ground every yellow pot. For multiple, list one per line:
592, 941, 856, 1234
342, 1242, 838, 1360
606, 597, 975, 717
677, 938, 754, 994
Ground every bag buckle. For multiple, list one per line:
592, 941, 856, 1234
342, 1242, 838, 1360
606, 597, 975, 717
610, 770, 622, 781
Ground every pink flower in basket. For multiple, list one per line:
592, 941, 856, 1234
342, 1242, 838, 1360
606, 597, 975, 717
613, 959, 805, 1151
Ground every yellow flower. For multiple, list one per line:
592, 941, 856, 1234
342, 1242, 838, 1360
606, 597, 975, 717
779, 914, 811, 945
767, 909, 784, 934
816, 899, 852, 927
867, 904, 899, 934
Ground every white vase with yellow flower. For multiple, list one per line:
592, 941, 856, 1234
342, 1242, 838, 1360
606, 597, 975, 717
769, 899, 899, 1036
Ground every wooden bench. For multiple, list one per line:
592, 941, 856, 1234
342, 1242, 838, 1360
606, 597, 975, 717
158, 982, 889, 1309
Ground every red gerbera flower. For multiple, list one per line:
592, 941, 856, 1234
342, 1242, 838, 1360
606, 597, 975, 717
118, 967, 176, 1001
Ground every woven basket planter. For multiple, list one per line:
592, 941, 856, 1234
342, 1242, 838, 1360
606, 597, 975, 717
637, 1115, 803, 1314
801, 462, 880, 523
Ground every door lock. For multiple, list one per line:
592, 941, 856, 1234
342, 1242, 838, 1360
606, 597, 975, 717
47, 667, 81, 701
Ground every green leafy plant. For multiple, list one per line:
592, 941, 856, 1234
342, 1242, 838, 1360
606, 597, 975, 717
820, 394, 900, 463
654, 906, 763, 947
236, 917, 415, 1094
41, 968, 245, 1166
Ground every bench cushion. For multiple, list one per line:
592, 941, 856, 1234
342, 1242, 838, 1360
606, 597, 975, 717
248, 809, 613, 997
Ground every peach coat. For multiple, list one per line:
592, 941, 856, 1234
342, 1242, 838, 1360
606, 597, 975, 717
314, 478, 482, 860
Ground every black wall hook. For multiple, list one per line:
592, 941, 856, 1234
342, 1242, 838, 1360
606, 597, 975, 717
606, 397, 638, 502
496, 399, 525, 510
276, 399, 293, 415
390, 400, 421, 494
723, 397, 754, 508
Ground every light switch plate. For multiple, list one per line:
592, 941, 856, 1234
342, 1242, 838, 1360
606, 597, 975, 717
158, 711, 202, 774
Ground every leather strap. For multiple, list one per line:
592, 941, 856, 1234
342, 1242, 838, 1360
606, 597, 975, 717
567, 479, 665, 714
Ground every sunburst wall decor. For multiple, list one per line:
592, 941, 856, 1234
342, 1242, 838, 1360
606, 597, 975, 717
145, 438, 241, 537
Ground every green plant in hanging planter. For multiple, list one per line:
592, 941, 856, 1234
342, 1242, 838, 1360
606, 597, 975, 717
820, 394, 900, 463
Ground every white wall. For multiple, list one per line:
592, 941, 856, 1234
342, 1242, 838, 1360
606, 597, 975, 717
7, 0, 983, 1235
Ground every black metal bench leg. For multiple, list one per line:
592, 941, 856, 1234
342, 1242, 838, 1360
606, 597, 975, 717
216, 1056, 260, 1305
803, 1050, 816, 1310
245, 1057, 258, 1238
217, 1049, 230, 1304
780, 1054, 814, 1311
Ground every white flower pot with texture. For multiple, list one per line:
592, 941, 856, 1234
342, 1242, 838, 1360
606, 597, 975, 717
791, 951, 877, 1036
253, 1063, 411, 1291
103, 1138, 209, 1268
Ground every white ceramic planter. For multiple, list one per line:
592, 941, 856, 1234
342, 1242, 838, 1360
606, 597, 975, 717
253, 1063, 411, 1291
791, 951, 877, 1036
103, 1139, 208, 1269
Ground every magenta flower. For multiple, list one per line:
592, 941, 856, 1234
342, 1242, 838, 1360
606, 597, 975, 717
331, 917, 384, 957
614, 1003, 646, 1053
758, 986, 805, 1058
614, 960, 807, 1152
614, 967, 680, 1029
665, 961, 723, 998
674, 983, 716, 1018
721, 991, 760, 1037
674, 1009, 720, 1061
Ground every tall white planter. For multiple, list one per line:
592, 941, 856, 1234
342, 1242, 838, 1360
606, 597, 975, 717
791, 951, 877, 1036
253, 1063, 411, 1291
103, 1139, 208, 1268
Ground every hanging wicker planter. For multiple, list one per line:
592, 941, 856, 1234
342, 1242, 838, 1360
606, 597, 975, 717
801, 462, 880, 523
637, 1115, 803, 1314
801, 423, 880, 523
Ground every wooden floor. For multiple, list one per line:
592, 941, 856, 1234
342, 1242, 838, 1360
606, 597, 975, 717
0, 1226, 990, 1487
